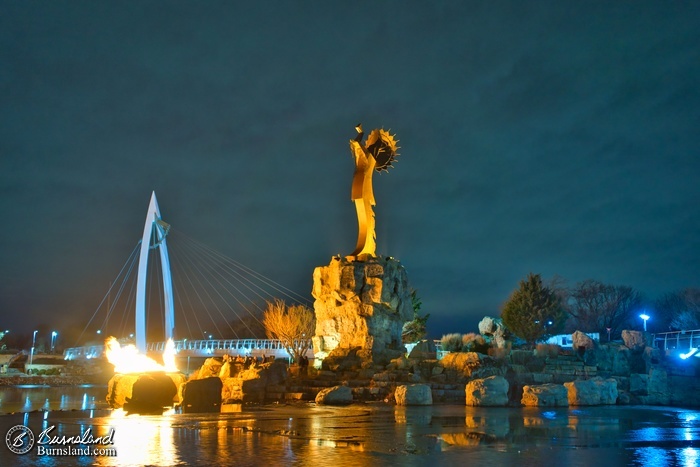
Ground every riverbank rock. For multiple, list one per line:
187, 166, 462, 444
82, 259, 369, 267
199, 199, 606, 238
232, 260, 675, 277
222, 360, 288, 403
621, 331, 646, 353
107, 372, 185, 409
440, 352, 482, 380
395, 384, 432, 405
181, 376, 223, 413
465, 376, 509, 406
521, 384, 568, 407
315, 385, 353, 405
572, 331, 595, 351
312, 256, 413, 364
106, 374, 138, 408
192, 358, 222, 379
478, 316, 508, 349
124, 373, 178, 414
408, 340, 437, 360
564, 377, 618, 405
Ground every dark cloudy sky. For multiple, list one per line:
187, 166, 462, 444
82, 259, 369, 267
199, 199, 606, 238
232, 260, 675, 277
1, 1, 699, 341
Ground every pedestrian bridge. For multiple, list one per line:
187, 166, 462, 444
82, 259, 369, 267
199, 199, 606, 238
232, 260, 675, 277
653, 330, 700, 358
63, 338, 314, 361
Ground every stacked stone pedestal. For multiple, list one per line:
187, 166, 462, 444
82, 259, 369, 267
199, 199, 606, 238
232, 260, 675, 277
312, 255, 413, 367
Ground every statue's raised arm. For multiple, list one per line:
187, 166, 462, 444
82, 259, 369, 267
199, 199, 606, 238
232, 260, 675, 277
348, 124, 399, 258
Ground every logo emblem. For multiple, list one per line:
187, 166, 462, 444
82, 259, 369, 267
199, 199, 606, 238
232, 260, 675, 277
5, 425, 34, 455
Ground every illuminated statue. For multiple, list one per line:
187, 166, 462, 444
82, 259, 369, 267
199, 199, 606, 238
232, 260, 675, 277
349, 124, 399, 257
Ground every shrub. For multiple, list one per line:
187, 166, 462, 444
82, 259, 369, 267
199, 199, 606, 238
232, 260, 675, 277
440, 333, 463, 352
462, 333, 490, 354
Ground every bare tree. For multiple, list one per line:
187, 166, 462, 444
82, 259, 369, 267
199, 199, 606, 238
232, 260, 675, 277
262, 299, 315, 363
568, 280, 642, 338
656, 288, 700, 331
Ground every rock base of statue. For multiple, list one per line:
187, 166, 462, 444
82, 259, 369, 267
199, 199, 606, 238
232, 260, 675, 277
312, 255, 413, 368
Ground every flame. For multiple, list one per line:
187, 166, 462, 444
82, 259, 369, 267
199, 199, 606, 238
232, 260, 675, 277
105, 337, 178, 374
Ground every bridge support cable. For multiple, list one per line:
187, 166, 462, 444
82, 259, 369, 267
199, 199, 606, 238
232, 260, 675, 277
168, 236, 228, 339
74, 240, 141, 346
169, 236, 267, 336
173, 257, 201, 342
171, 229, 312, 307
167, 237, 238, 338
168, 252, 199, 340
116, 275, 138, 339
100, 250, 140, 336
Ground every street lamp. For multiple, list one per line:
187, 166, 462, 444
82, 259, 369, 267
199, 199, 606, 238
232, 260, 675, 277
51, 331, 58, 353
640, 313, 650, 332
30, 330, 38, 365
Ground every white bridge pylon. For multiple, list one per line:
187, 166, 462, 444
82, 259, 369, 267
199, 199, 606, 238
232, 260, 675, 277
135, 191, 175, 352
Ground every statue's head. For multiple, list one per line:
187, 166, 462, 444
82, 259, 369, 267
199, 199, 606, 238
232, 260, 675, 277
364, 129, 399, 172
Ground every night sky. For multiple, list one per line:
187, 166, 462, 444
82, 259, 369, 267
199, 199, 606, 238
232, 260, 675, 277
2, 2, 699, 342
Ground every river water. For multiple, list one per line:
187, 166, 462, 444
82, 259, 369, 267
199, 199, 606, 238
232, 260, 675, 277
1, 386, 699, 466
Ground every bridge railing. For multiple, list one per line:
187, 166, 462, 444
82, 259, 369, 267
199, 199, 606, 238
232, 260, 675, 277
653, 330, 700, 351
146, 339, 310, 353
63, 345, 105, 360
64, 338, 312, 360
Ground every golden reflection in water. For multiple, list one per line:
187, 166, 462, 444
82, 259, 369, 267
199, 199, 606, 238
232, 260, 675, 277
523, 416, 545, 427
439, 432, 482, 447
465, 414, 509, 437
102, 408, 177, 466
306, 408, 366, 458
217, 420, 233, 460
393, 406, 432, 425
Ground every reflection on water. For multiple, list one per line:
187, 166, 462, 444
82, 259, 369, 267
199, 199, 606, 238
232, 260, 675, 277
0, 386, 109, 413
1, 394, 700, 466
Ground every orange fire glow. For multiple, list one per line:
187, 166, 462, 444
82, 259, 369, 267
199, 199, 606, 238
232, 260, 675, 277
105, 337, 178, 374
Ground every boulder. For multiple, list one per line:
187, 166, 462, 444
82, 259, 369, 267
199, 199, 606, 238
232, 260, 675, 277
315, 385, 353, 405
387, 355, 411, 371
321, 346, 368, 371
221, 360, 289, 403
124, 373, 178, 414
312, 256, 413, 363
572, 331, 595, 351
521, 384, 568, 407
641, 367, 670, 405
408, 340, 437, 360
440, 352, 482, 377
621, 330, 646, 352
465, 376, 509, 407
564, 377, 618, 405
181, 377, 223, 413
478, 316, 508, 349
395, 384, 433, 406
107, 372, 184, 409
218, 361, 234, 378
629, 373, 648, 395
193, 358, 223, 379
612, 346, 632, 376
106, 374, 138, 408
